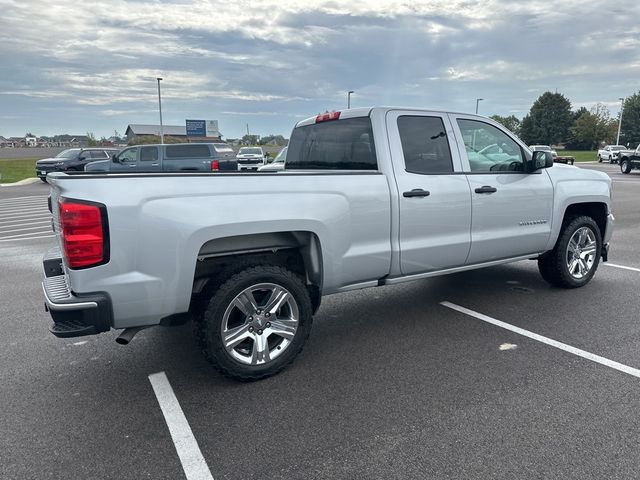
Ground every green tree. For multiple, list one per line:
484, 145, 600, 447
620, 92, 640, 147
519, 92, 573, 145
259, 134, 287, 146
86, 132, 99, 147
489, 115, 521, 136
242, 134, 260, 145
567, 103, 612, 150
128, 135, 187, 145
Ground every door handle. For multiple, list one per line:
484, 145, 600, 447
474, 185, 497, 194
403, 189, 431, 198
151, 163, 159, 166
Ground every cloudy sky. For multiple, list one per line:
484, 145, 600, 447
1, 0, 639, 139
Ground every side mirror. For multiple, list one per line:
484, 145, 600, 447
528, 151, 553, 172
112, 154, 120, 163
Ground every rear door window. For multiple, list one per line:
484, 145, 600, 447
165, 144, 211, 159
397, 116, 453, 174
286, 117, 377, 170
89, 150, 108, 159
140, 146, 159, 162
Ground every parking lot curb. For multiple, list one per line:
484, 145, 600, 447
0, 177, 41, 187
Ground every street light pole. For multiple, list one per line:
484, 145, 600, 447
616, 97, 624, 145
157, 77, 164, 144
475, 98, 484, 114
347, 90, 354, 109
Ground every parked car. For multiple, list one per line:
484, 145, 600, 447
258, 146, 287, 172
528, 145, 558, 159
85, 143, 237, 173
36, 148, 120, 181
597, 145, 626, 164
618, 144, 640, 174
236, 147, 266, 171
41, 107, 613, 381
528, 145, 575, 165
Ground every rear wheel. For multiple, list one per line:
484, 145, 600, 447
197, 265, 313, 381
620, 159, 632, 174
608, 155, 613, 164
538, 216, 601, 288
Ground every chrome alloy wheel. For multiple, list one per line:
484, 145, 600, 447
565, 227, 597, 279
221, 283, 299, 365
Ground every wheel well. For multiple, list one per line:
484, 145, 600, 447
563, 202, 607, 238
191, 231, 323, 313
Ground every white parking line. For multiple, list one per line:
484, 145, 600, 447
605, 263, 640, 273
149, 372, 214, 480
441, 301, 640, 380
0, 205, 48, 215
0, 196, 47, 204
0, 234, 55, 242
0, 211, 50, 220
0, 230, 54, 239
0, 219, 51, 227
0, 225, 52, 234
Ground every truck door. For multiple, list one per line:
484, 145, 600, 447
138, 146, 161, 172
112, 146, 139, 171
386, 110, 472, 275
448, 114, 553, 264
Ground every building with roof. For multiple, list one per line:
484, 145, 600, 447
125, 123, 222, 143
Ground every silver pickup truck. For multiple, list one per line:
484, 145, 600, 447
42, 107, 613, 380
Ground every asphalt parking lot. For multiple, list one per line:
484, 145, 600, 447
2, 163, 640, 479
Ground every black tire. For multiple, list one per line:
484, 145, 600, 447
569, 159, 574, 165
608, 156, 613, 164
40, 178, 47, 183
620, 159, 632, 174
598, 155, 602, 163
197, 265, 313, 381
538, 216, 602, 288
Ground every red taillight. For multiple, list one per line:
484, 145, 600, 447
316, 111, 341, 123
211, 160, 220, 171
59, 199, 107, 269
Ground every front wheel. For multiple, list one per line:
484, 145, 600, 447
197, 265, 313, 381
598, 155, 602, 163
621, 159, 632, 174
538, 216, 602, 288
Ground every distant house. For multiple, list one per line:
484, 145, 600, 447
0, 136, 14, 147
51, 135, 89, 147
125, 124, 222, 143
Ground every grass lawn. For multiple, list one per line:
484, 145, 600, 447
0, 158, 38, 183
557, 150, 597, 163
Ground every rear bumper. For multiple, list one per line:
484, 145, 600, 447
42, 248, 113, 338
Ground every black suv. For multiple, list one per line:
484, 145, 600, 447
36, 148, 120, 181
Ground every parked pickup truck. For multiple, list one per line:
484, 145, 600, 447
42, 107, 614, 381
85, 143, 237, 173
618, 144, 640, 174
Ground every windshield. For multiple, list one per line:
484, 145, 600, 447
273, 147, 287, 163
240, 148, 262, 155
55, 149, 80, 158
213, 143, 234, 153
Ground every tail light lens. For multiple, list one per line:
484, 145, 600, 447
59, 199, 109, 269
211, 160, 220, 171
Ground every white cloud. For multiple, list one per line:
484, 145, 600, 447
0, 0, 639, 137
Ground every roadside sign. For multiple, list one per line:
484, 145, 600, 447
186, 120, 206, 137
